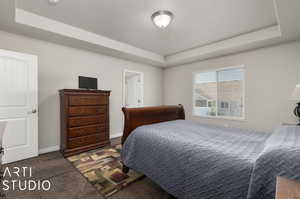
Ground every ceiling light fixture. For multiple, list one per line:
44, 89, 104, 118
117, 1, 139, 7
151, 10, 174, 29
48, 0, 60, 6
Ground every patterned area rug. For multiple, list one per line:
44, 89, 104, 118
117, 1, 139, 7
67, 145, 144, 198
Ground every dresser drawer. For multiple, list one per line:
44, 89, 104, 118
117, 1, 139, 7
68, 133, 107, 149
69, 96, 108, 106
69, 106, 106, 116
68, 124, 106, 138
68, 115, 106, 127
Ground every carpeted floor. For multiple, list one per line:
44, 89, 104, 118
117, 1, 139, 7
67, 145, 144, 198
3, 137, 174, 199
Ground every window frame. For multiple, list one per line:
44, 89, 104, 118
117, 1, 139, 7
192, 65, 246, 121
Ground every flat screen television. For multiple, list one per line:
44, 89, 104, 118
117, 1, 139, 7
79, 76, 98, 90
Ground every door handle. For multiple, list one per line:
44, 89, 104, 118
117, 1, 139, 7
28, 109, 37, 114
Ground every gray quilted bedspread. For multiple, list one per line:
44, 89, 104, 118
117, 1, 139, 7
247, 125, 300, 199
121, 120, 300, 199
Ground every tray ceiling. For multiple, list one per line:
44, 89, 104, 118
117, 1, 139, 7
17, 0, 277, 56
0, 0, 299, 67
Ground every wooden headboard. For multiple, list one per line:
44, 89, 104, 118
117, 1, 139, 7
121, 104, 185, 144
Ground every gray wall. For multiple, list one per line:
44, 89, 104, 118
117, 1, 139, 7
164, 41, 300, 132
0, 30, 163, 151
1, 28, 300, 152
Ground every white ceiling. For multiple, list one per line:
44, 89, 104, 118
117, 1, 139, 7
16, 0, 277, 56
0, 0, 299, 67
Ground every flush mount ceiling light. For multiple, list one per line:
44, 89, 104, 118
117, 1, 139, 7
48, 0, 61, 5
151, 10, 174, 29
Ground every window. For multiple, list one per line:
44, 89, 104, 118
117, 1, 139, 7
193, 67, 244, 119
220, 101, 229, 109
195, 99, 207, 107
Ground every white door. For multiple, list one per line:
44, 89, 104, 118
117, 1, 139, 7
0, 49, 38, 164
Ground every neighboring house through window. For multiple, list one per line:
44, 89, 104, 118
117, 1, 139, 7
193, 66, 245, 119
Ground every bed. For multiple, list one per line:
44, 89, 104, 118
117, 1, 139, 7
121, 105, 300, 199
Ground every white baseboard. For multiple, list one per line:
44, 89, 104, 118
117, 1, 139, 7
110, 133, 122, 139
39, 145, 60, 155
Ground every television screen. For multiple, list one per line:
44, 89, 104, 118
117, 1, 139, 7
79, 76, 98, 89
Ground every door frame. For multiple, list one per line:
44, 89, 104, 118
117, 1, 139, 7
123, 69, 144, 108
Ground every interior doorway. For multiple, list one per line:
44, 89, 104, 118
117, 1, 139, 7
123, 70, 144, 108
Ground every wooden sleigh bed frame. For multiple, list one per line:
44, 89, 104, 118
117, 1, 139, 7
121, 104, 185, 173
121, 104, 185, 144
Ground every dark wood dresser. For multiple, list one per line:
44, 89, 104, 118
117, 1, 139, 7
59, 89, 111, 157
